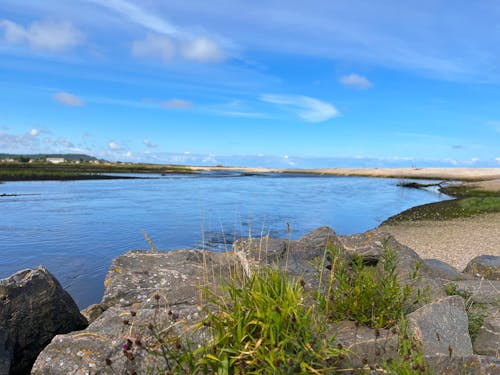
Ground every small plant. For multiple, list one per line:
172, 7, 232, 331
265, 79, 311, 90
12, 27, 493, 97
317, 241, 426, 329
445, 283, 487, 341
194, 267, 346, 374
381, 316, 432, 374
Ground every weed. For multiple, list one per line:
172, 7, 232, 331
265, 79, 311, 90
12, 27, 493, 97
194, 267, 346, 374
317, 241, 426, 329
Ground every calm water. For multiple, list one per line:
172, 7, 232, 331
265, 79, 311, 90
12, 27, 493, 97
0, 173, 450, 308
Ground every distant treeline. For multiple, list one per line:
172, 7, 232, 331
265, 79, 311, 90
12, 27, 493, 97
0, 153, 98, 162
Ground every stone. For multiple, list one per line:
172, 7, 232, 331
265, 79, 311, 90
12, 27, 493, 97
423, 355, 500, 375
424, 258, 471, 281
0, 267, 87, 375
0, 326, 11, 375
452, 280, 500, 305
332, 321, 399, 368
473, 315, 500, 357
407, 295, 473, 357
33, 250, 237, 375
464, 255, 500, 281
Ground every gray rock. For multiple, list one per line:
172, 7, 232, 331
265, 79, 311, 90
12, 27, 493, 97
465, 255, 500, 281
81, 303, 106, 324
101, 249, 240, 310
424, 258, 471, 281
452, 280, 500, 305
474, 315, 500, 357
407, 295, 473, 357
0, 267, 87, 375
423, 355, 500, 375
0, 326, 11, 375
332, 321, 399, 368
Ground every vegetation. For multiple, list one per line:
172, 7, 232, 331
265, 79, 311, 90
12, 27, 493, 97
316, 243, 427, 329
0, 160, 195, 181
121, 237, 434, 374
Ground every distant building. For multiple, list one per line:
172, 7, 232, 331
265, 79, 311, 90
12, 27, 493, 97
46, 157, 65, 164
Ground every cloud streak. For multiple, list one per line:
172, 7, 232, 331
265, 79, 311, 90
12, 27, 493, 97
260, 94, 338, 122
339, 73, 373, 89
53, 92, 85, 107
0, 19, 83, 52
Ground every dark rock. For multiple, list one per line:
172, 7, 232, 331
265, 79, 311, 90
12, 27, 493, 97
0, 267, 87, 375
451, 280, 500, 305
464, 255, 500, 281
332, 321, 399, 368
473, 315, 500, 357
424, 258, 472, 281
0, 327, 11, 375
407, 295, 473, 357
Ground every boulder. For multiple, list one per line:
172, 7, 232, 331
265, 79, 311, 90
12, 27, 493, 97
0, 327, 11, 375
451, 280, 500, 305
464, 255, 500, 281
407, 295, 473, 357
0, 267, 87, 375
332, 321, 399, 368
473, 315, 500, 357
424, 258, 471, 281
33, 250, 239, 375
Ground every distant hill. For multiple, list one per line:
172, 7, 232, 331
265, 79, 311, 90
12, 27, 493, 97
0, 153, 98, 162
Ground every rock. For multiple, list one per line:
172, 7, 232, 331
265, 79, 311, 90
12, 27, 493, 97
33, 250, 238, 375
234, 226, 344, 290
451, 280, 500, 305
473, 315, 500, 357
464, 255, 500, 281
0, 327, 11, 375
332, 321, 399, 368
424, 258, 471, 281
423, 355, 500, 375
81, 303, 106, 324
0, 267, 87, 375
407, 295, 473, 357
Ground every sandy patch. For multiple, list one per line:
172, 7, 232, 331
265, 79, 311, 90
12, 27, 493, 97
379, 213, 500, 271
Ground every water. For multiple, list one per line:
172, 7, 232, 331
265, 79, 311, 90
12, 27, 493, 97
0, 173, 450, 308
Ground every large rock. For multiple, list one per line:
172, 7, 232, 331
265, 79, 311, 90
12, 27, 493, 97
451, 280, 500, 305
33, 250, 239, 375
464, 255, 500, 281
407, 295, 473, 358
473, 315, 500, 357
0, 327, 11, 375
332, 321, 399, 368
424, 258, 472, 282
0, 267, 87, 374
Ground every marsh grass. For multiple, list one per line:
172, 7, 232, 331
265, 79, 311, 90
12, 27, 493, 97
317, 242, 426, 329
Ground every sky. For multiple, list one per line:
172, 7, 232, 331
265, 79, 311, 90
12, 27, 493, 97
1, 0, 500, 168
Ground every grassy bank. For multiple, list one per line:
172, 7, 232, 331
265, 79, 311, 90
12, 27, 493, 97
382, 182, 500, 224
0, 162, 195, 181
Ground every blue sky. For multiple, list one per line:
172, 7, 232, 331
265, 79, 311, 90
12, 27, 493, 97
1, 0, 499, 168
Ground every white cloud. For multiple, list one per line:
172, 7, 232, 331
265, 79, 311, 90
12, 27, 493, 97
108, 141, 123, 150
132, 34, 175, 62
124, 151, 133, 158
495, 157, 500, 164
182, 37, 224, 62
29, 128, 41, 136
260, 94, 339, 122
143, 139, 158, 148
54, 92, 84, 107
44, 137, 75, 148
339, 73, 373, 89
0, 19, 83, 52
161, 99, 193, 109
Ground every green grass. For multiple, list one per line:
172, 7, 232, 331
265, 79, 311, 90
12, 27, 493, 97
317, 243, 427, 329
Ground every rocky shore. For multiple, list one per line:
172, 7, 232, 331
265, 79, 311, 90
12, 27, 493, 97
0, 227, 498, 374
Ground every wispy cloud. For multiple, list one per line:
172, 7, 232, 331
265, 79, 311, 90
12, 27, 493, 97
339, 73, 373, 89
260, 94, 338, 122
54, 92, 85, 107
161, 99, 193, 109
91, 0, 226, 63
108, 141, 123, 150
132, 34, 175, 62
0, 19, 83, 52
485, 121, 500, 133
143, 139, 157, 148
